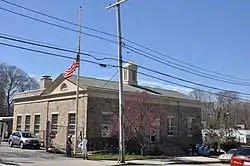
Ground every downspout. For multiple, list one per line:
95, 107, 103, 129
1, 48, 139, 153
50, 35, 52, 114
45, 101, 49, 151
177, 101, 180, 137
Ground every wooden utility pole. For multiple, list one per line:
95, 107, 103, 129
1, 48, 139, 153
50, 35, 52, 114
106, 0, 127, 163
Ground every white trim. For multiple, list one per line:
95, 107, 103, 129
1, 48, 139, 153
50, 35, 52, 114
51, 112, 59, 114
16, 114, 22, 116
34, 113, 41, 115
101, 111, 113, 115
68, 111, 76, 114
25, 114, 31, 116
14, 94, 87, 105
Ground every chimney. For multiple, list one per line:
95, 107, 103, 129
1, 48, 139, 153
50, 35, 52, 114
40, 75, 52, 89
123, 61, 138, 86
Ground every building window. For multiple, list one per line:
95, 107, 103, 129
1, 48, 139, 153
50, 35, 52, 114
147, 131, 156, 143
102, 114, 111, 125
51, 114, 58, 134
101, 114, 112, 138
34, 115, 40, 134
25, 115, 31, 132
68, 113, 76, 135
124, 70, 128, 81
132, 71, 136, 81
60, 83, 68, 91
167, 116, 174, 136
187, 117, 193, 137
16, 116, 22, 131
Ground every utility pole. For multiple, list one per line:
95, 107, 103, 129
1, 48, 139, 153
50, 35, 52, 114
73, 6, 82, 156
106, 0, 127, 163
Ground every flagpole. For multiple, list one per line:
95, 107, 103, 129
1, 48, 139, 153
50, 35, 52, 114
74, 6, 82, 156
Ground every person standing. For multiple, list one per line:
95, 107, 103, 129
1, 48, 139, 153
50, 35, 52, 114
66, 135, 72, 158
78, 137, 88, 160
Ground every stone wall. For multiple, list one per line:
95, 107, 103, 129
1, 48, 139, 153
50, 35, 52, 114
86, 96, 202, 155
13, 95, 88, 150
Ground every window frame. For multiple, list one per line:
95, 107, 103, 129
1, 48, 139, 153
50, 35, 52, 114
187, 117, 193, 137
68, 113, 76, 135
124, 69, 128, 81
25, 115, 31, 132
167, 116, 174, 136
51, 114, 59, 134
16, 116, 22, 131
60, 83, 68, 91
34, 115, 40, 134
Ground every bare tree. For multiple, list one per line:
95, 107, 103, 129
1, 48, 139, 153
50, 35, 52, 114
111, 91, 163, 155
215, 91, 241, 129
0, 86, 6, 116
0, 63, 39, 116
189, 89, 215, 129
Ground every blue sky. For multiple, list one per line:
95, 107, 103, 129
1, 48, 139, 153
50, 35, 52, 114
0, 0, 250, 97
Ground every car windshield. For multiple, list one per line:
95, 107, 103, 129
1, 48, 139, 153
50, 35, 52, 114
22, 132, 36, 138
227, 149, 237, 154
233, 147, 250, 157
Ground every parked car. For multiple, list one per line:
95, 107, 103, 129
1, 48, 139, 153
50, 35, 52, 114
8, 131, 40, 149
218, 148, 237, 163
231, 146, 250, 166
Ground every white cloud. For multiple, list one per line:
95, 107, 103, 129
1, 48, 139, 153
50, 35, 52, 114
139, 80, 193, 95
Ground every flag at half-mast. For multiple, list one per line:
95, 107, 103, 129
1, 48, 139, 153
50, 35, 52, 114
64, 53, 80, 79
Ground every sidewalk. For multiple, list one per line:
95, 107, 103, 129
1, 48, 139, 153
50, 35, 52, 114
0, 156, 222, 166
15, 159, 122, 166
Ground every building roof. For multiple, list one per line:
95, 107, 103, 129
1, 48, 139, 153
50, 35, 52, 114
67, 75, 194, 100
14, 74, 196, 101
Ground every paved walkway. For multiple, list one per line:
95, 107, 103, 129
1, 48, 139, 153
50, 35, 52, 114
1, 156, 219, 166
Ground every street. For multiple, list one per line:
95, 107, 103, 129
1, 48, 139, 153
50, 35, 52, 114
0, 143, 230, 166
0, 143, 65, 165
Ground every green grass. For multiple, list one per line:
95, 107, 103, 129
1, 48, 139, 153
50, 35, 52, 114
88, 154, 156, 161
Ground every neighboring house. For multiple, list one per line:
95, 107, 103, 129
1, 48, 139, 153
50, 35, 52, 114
13, 62, 202, 155
202, 127, 250, 144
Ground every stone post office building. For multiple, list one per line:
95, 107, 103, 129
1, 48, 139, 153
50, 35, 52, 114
13, 62, 202, 155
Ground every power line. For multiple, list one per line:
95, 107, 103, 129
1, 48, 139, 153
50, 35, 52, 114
136, 71, 250, 102
1, 41, 250, 98
0, 33, 117, 61
0, 41, 116, 68
124, 39, 250, 82
4, 30, 249, 89
101, 70, 118, 88
0, 6, 117, 44
0, 0, 118, 38
0, 32, 119, 61
125, 45, 250, 86
2, 0, 249, 84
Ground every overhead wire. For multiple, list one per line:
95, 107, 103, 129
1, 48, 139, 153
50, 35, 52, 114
123, 40, 250, 82
0, 34, 117, 61
2, 0, 250, 83
124, 45, 250, 86
101, 70, 118, 88
2, 31, 250, 89
0, 6, 117, 44
0, 0, 118, 38
0, 32, 119, 61
1, 40, 250, 99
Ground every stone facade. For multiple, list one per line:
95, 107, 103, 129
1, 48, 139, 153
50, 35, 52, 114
13, 95, 88, 149
85, 95, 202, 155
13, 72, 202, 155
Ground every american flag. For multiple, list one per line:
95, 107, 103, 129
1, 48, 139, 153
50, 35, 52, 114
64, 54, 80, 79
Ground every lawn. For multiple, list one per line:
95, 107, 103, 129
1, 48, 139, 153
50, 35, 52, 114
88, 154, 156, 161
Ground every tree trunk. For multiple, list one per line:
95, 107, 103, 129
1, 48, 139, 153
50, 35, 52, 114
140, 143, 145, 156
